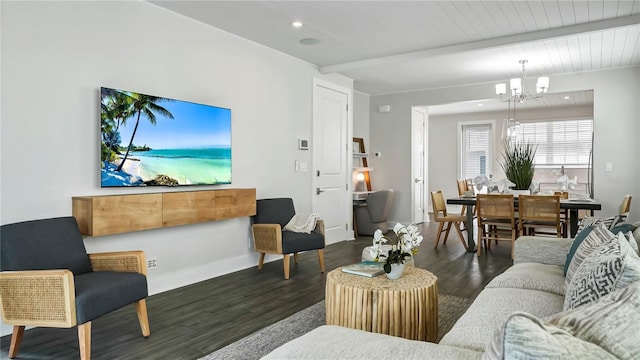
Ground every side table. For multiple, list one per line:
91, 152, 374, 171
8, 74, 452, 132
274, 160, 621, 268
325, 266, 438, 342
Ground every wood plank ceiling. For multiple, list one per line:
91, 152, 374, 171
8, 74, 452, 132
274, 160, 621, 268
151, 1, 640, 96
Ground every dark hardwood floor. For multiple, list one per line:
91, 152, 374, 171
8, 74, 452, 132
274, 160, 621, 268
0, 222, 513, 360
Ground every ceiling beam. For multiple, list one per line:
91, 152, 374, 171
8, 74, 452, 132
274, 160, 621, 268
320, 14, 640, 74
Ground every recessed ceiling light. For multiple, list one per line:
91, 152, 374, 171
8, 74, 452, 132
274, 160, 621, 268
291, 21, 303, 28
300, 38, 319, 45
564, 96, 571, 100
477, 103, 484, 107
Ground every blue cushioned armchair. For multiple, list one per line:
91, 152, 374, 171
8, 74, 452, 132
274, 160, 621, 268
0, 217, 150, 360
251, 198, 325, 280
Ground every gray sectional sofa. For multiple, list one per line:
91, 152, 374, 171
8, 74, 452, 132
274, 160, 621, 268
262, 225, 640, 359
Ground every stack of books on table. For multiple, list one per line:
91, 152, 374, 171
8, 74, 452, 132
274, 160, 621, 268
341, 261, 385, 277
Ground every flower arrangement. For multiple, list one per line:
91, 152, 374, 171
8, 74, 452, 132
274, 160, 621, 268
370, 223, 423, 273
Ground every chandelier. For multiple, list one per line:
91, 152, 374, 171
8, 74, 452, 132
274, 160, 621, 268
496, 60, 549, 140
495, 59, 549, 102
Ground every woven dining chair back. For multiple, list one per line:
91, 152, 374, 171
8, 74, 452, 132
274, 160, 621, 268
476, 194, 517, 259
519, 195, 562, 238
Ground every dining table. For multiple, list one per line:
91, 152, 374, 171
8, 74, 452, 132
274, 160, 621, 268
446, 196, 602, 253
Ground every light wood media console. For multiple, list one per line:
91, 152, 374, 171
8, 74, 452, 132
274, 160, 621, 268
72, 188, 256, 236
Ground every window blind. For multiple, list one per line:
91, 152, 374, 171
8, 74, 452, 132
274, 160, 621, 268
515, 119, 593, 167
463, 125, 490, 178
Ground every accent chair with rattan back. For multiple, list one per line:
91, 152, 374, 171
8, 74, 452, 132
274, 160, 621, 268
430, 190, 468, 250
251, 198, 325, 280
0, 216, 150, 360
476, 194, 517, 259
519, 194, 562, 238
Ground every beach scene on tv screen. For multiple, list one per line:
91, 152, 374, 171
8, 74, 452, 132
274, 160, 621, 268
100, 87, 231, 187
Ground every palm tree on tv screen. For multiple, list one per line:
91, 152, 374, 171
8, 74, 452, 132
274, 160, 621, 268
116, 93, 174, 172
101, 92, 134, 157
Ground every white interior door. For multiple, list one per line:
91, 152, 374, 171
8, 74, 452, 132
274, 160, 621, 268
411, 107, 428, 223
312, 80, 351, 244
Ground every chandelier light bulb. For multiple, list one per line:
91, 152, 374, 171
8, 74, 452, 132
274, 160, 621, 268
495, 83, 507, 95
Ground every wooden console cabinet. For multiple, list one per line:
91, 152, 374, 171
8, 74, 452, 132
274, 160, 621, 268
72, 188, 256, 236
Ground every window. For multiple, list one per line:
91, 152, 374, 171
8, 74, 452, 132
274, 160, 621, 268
460, 123, 492, 180
515, 119, 593, 168
511, 118, 593, 192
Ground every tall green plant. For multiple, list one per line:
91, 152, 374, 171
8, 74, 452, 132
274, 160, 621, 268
500, 140, 537, 190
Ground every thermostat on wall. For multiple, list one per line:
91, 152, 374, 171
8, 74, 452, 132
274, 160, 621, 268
298, 139, 309, 150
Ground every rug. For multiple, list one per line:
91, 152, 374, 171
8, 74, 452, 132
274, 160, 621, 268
200, 293, 472, 360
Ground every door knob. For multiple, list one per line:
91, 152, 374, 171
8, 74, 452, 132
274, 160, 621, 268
414, 178, 423, 183
316, 188, 325, 195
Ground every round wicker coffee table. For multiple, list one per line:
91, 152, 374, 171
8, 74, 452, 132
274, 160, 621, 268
325, 266, 438, 342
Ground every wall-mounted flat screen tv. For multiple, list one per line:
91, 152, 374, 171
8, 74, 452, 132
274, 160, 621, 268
100, 87, 231, 187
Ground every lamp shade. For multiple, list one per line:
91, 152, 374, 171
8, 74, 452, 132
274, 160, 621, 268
536, 76, 549, 93
510, 78, 522, 93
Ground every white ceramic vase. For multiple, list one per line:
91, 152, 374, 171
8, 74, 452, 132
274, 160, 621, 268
386, 262, 405, 280
510, 189, 530, 197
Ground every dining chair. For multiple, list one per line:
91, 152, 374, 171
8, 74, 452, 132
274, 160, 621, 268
554, 191, 569, 237
620, 195, 632, 214
456, 179, 477, 232
476, 194, 517, 259
519, 195, 562, 238
456, 179, 472, 215
430, 191, 468, 250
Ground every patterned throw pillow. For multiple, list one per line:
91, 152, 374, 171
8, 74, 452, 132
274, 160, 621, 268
564, 225, 595, 275
565, 224, 615, 285
484, 283, 640, 360
482, 312, 615, 360
624, 231, 640, 255
564, 232, 640, 310
576, 213, 628, 233
549, 282, 640, 360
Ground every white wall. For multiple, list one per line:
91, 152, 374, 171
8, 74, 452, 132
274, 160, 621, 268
353, 91, 370, 145
0, 0, 353, 336
370, 67, 640, 224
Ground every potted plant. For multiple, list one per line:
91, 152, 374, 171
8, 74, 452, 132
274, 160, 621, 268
500, 139, 537, 193
370, 223, 423, 279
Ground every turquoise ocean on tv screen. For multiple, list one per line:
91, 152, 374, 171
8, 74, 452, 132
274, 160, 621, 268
132, 147, 231, 185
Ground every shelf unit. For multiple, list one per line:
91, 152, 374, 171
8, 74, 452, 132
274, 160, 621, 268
353, 137, 372, 191
72, 188, 256, 236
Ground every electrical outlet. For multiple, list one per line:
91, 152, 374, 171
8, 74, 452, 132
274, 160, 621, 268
147, 257, 158, 270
